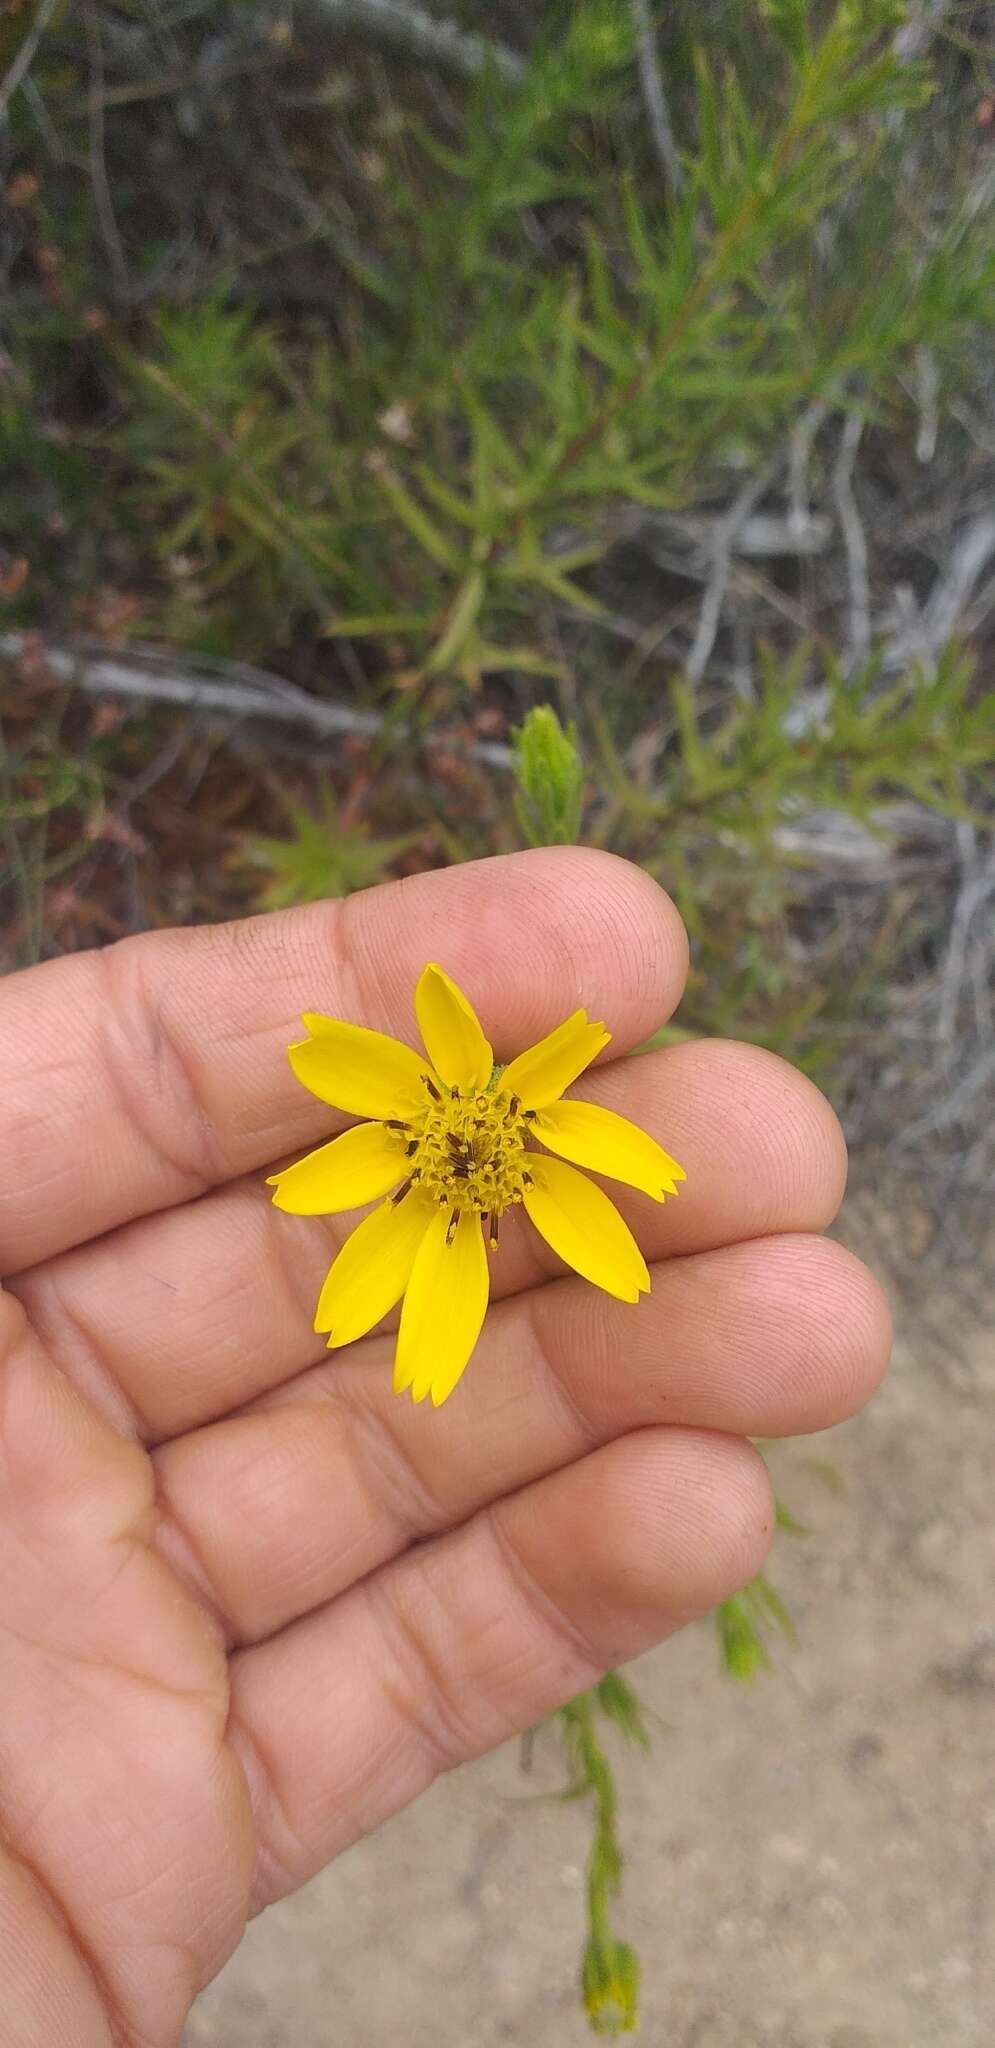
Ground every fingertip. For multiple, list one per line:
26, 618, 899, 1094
658, 1039, 848, 1238
611, 1428, 775, 1617
511, 1426, 776, 1666
814, 1237, 893, 1415
344, 848, 689, 1062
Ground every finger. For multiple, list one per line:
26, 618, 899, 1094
0, 848, 687, 1273
0, 1290, 253, 2048
154, 1234, 888, 1648
13, 1039, 846, 1441
228, 1427, 773, 1910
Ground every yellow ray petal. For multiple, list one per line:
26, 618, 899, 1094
533, 1100, 686, 1202
498, 1009, 611, 1111
393, 1207, 490, 1407
523, 1156, 649, 1302
414, 962, 493, 1093
267, 1121, 410, 1215
289, 1015, 428, 1120
316, 1193, 434, 1345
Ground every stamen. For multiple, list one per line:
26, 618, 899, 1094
522, 1170, 534, 1188
411, 1073, 531, 1221
488, 1212, 500, 1251
392, 1173, 419, 1206
445, 1209, 460, 1246
523, 1108, 537, 1122
383, 1119, 410, 1133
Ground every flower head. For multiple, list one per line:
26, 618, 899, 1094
582, 1936, 640, 2035
268, 964, 684, 1407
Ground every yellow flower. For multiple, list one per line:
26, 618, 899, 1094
268, 964, 685, 1408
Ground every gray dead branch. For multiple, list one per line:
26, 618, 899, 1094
0, 634, 512, 769
307, 0, 525, 84
882, 513, 995, 672
631, 0, 684, 196
0, 0, 61, 123
832, 411, 871, 672
683, 456, 784, 687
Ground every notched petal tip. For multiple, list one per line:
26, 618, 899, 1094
500, 1010, 613, 1111
534, 1099, 684, 1205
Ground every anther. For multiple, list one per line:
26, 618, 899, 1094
504, 1094, 520, 1123
523, 1108, 537, 1122
445, 1209, 460, 1246
521, 1170, 534, 1188
405, 1139, 419, 1156
383, 1119, 410, 1133
392, 1174, 418, 1206
488, 1212, 500, 1251
422, 1073, 442, 1102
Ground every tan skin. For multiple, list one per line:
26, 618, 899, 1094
0, 850, 891, 2047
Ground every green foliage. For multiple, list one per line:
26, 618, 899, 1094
511, 705, 585, 845
9, 0, 987, 668
593, 639, 991, 1072
557, 1493, 807, 2027
590, 639, 989, 850
559, 1688, 645, 2036
594, 1670, 651, 1751
0, 707, 106, 968
240, 786, 414, 908
716, 1573, 799, 1683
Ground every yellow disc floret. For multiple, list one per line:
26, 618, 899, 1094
386, 1073, 535, 1246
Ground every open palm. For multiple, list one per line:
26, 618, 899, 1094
0, 850, 889, 2047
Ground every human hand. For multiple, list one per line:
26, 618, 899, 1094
0, 850, 890, 2047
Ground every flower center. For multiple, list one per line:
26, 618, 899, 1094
386, 1073, 535, 1247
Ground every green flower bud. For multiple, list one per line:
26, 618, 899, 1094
582, 1936, 640, 2036
511, 705, 584, 846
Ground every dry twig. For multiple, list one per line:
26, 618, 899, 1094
684, 456, 781, 685
832, 410, 871, 670
307, 0, 524, 84
788, 398, 830, 541
0, 634, 512, 769
937, 824, 995, 1064
631, 0, 684, 196
83, 0, 129, 300
0, 0, 61, 123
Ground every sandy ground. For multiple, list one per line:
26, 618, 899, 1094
183, 1271, 994, 2048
